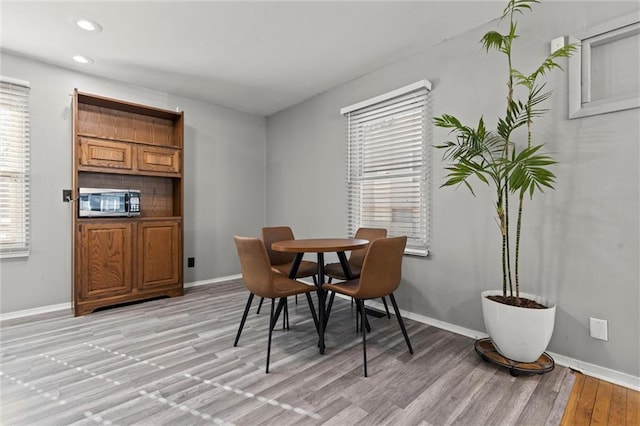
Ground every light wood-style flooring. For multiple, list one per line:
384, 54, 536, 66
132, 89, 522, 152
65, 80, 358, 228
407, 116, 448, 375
561, 372, 639, 425
2, 280, 577, 425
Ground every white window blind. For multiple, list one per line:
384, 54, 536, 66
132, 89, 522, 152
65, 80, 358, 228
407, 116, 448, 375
342, 80, 431, 256
0, 77, 30, 257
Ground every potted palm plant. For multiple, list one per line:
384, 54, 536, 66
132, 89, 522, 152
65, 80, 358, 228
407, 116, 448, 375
434, 0, 576, 363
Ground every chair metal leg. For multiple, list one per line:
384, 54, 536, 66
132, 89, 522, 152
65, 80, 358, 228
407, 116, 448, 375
305, 292, 319, 333
357, 299, 368, 377
284, 298, 289, 329
324, 291, 336, 328
389, 293, 413, 354
234, 293, 254, 347
266, 298, 276, 373
256, 297, 264, 314
354, 300, 371, 333
381, 297, 391, 318
273, 297, 286, 327
318, 288, 325, 354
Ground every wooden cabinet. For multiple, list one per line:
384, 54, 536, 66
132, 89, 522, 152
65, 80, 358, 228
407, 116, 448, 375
78, 137, 180, 176
72, 90, 184, 316
79, 137, 133, 171
78, 222, 133, 300
138, 220, 180, 290
136, 145, 181, 175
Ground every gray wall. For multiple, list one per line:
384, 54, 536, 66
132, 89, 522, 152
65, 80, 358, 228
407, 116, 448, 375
0, 53, 266, 313
1, 1, 638, 380
266, 2, 640, 377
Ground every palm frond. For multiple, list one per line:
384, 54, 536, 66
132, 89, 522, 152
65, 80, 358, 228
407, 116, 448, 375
509, 145, 558, 197
503, 0, 540, 17
529, 44, 578, 80
481, 31, 506, 52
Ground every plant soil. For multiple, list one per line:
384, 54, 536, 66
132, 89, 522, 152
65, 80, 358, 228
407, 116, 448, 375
487, 295, 547, 309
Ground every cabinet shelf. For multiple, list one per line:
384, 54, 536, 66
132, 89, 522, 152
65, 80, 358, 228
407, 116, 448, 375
72, 90, 184, 316
76, 91, 181, 120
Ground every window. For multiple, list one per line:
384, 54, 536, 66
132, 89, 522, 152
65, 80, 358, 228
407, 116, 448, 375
0, 77, 30, 257
569, 14, 640, 118
341, 80, 432, 256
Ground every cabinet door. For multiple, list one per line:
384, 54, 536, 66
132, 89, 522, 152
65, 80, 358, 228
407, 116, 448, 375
78, 137, 133, 171
138, 220, 180, 290
78, 222, 133, 299
137, 145, 181, 175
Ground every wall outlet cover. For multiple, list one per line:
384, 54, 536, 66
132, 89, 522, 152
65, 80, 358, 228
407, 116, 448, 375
550, 36, 565, 53
589, 317, 608, 341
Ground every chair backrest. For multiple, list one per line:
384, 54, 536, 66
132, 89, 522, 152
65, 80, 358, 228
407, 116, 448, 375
350, 227, 387, 267
233, 236, 276, 298
262, 226, 296, 265
355, 236, 407, 299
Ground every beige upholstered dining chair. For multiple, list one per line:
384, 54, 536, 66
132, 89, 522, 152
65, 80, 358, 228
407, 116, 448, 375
322, 236, 413, 377
233, 236, 318, 373
324, 227, 390, 318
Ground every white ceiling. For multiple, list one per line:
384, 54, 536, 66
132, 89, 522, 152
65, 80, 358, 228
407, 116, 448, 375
1, 1, 503, 116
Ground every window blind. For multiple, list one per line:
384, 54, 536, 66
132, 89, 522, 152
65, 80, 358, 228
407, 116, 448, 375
0, 78, 30, 257
344, 82, 431, 256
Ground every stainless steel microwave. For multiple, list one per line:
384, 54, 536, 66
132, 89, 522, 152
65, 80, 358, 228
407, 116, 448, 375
78, 188, 141, 218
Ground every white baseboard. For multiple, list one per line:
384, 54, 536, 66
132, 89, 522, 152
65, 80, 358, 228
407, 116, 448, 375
0, 275, 242, 322
364, 298, 640, 392
0, 303, 72, 322
548, 352, 640, 392
184, 274, 242, 289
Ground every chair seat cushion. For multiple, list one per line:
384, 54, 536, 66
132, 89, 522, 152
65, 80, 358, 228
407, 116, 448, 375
272, 260, 317, 278
324, 262, 361, 280
322, 279, 360, 298
273, 276, 317, 297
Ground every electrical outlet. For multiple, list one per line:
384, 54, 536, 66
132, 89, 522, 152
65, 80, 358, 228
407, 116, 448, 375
589, 317, 608, 341
62, 189, 72, 202
550, 36, 565, 53
187, 257, 195, 268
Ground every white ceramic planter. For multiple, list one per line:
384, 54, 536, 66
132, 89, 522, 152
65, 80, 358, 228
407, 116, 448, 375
481, 290, 556, 363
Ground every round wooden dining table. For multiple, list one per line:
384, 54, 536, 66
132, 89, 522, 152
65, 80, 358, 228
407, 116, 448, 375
271, 238, 369, 354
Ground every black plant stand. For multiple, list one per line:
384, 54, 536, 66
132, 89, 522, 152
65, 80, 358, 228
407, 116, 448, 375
475, 338, 555, 377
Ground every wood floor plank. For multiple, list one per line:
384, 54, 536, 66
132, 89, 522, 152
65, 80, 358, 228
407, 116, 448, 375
561, 371, 584, 426
574, 375, 600, 426
1, 280, 579, 425
627, 386, 640, 425
591, 380, 613, 425
607, 382, 628, 425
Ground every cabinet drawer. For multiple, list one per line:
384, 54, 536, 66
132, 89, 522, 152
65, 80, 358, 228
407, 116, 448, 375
79, 137, 133, 170
137, 145, 181, 175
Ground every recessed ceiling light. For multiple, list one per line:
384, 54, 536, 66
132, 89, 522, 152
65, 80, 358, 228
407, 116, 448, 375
72, 55, 93, 64
73, 17, 102, 32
